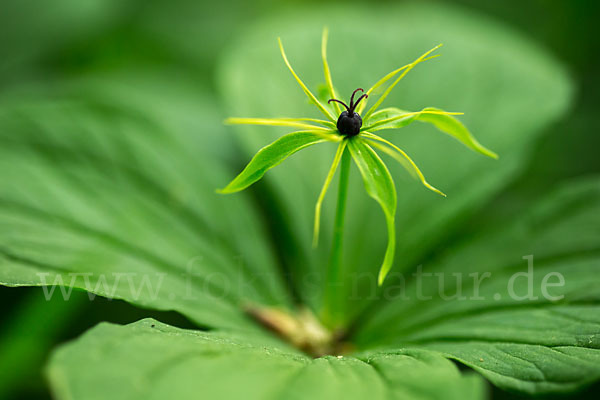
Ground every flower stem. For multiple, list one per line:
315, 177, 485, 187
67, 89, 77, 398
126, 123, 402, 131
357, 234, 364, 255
322, 143, 351, 328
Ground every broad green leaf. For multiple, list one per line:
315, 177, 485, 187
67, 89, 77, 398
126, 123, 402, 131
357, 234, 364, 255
347, 139, 396, 285
47, 318, 486, 400
354, 178, 600, 394
0, 73, 291, 331
218, 130, 335, 194
218, 2, 572, 316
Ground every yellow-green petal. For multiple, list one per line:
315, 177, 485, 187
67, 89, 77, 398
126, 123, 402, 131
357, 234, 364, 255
362, 44, 443, 119
225, 117, 333, 131
364, 109, 463, 131
278, 38, 336, 122
313, 140, 347, 247
321, 27, 341, 115
362, 132, 446, 197
356, 54, 440, 115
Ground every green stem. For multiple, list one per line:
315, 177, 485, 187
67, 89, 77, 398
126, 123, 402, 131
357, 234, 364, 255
323, 143, 351, 328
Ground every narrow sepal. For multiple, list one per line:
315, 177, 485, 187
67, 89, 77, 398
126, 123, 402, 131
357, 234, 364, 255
313, 140, 347, 247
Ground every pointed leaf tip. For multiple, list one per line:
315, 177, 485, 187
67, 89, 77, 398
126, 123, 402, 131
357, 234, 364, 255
377, 269, 386, 286
215, 187, 233, 195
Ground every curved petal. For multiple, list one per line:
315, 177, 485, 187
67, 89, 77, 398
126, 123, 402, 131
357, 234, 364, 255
360, 44, 443, 119
347, 138, 397, 285
321, 27, 341, 115
362, 132, 446, 197
313, 140, 347, 247
356, 54, 439, 115
278, 38, 336, 122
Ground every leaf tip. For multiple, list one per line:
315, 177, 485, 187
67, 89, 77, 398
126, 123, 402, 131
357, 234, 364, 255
479, 147, 499, 160
377, 270, 386, 286
321, 26, 329, 58
277, 37, 286, 59
216, 184, 240, 195
425, 182, 447, 197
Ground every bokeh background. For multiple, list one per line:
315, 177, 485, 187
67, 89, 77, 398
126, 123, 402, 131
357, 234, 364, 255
0, 0, 598, 399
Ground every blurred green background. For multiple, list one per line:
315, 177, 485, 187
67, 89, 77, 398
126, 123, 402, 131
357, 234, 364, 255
0, 0, 598, 399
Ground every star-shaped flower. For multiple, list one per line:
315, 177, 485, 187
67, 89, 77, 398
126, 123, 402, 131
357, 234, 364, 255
219, 28, 497, 285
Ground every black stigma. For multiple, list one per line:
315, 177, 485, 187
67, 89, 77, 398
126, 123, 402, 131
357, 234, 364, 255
328, 88, 368, 137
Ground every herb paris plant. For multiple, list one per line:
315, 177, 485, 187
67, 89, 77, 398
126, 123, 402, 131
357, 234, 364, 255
219, 28, 498, 288
2, 3, 598, 398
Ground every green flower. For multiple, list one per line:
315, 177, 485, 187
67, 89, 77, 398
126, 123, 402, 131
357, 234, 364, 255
219, 28, 497, 285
